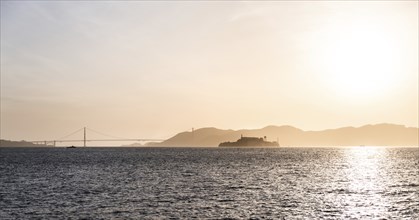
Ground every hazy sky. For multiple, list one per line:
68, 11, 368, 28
1, 1, 418, 142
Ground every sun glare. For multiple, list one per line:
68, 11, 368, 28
328, 32, 396, 97
314, 17, 402, 101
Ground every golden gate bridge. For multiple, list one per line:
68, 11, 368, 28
30, 127, 165, 147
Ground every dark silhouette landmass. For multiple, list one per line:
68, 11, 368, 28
0, 139, 48, 147
146, 123, 419, 147
219, 136, 279, 147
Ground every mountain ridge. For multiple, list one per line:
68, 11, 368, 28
146, 123, 418, 147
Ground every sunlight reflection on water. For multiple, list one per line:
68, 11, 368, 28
343, 147, 390, 218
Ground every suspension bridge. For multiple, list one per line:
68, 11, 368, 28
30, 127, 165, 147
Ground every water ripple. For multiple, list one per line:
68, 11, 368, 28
0, 147, 418, 219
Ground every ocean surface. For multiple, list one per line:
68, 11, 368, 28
0, 147, 418, 219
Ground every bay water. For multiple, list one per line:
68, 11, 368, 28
1, 147, 418, 219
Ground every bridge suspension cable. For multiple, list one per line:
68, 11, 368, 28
86, 127, 128, 140
56, 127, 85, 140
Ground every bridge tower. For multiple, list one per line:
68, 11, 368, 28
84, 127, 86, 147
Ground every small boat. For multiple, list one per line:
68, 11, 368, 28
66, 145, 76, 149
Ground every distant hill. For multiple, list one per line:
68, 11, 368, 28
0, 139, 48, 147
146, 124, 419, 147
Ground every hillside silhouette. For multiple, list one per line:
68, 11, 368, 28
146, 124, 418, 147
0, 139, 48, 147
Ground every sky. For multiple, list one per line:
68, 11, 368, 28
1, 1, 418, 143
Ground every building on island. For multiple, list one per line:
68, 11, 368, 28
219, 135, 279, 147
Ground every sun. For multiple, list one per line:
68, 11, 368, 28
327, 29, 398, 98
314, 17, 403, 100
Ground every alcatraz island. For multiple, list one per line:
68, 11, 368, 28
219, 135, 279, 147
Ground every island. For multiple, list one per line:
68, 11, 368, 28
219, 135, 279, 147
